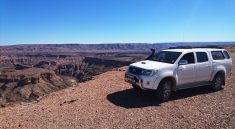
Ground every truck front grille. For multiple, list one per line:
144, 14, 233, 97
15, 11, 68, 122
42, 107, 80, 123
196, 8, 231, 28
128, 66, 143, 75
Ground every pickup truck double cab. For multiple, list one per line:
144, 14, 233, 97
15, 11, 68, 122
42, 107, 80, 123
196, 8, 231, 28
125, 47, 232, 101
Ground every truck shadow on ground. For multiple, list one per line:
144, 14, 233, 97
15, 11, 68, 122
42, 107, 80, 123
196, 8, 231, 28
107, 86, 217, 109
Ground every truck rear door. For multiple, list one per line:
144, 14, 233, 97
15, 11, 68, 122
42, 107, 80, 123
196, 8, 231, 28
195, 52, 212, 82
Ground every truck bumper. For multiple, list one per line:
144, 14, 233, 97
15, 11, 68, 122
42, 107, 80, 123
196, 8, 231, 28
125, 73, 145, 89
125, 73, 155, 90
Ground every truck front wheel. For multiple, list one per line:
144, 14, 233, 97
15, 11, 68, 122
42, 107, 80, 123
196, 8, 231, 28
156, 79, 172, 101
132, 84, 141, 91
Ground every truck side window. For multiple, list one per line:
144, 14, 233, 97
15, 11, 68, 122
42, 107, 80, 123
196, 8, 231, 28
211, 51, 225, 60
180, 52, 195, 64
223, 51, 231, 59
196, 52, 208, 63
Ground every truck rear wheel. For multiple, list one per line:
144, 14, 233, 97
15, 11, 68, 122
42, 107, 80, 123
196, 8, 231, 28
156, 79, 172, 101
211, 74, 224, 91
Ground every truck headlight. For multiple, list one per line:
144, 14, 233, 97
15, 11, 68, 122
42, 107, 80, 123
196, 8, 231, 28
142, 70, 158, 76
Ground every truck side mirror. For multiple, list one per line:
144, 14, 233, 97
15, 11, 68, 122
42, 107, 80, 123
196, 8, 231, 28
179, 60, 188, 65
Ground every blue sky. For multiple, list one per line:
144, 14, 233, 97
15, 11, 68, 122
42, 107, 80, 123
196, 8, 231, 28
0, 0, 235, 45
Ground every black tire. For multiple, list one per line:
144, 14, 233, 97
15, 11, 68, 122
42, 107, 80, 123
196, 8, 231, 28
132, 84, 141, 91
156, 79, 172, 102
211, 74, 224, 91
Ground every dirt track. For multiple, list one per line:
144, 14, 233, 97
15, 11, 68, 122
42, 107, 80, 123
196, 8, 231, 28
0, 58, 234, 129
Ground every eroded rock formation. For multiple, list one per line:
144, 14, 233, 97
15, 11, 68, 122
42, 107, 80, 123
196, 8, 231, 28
0, 68, 68, 106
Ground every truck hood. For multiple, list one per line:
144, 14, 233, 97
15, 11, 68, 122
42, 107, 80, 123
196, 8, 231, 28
130, 60, 173, 70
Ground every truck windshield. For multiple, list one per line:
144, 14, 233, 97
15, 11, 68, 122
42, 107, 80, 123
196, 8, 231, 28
149, 51, 182, 64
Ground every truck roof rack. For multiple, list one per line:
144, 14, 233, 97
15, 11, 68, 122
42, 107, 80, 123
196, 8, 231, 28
168, 46, 224, 49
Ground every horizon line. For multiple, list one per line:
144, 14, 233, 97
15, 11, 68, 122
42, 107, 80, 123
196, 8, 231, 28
1, 41, 235, 46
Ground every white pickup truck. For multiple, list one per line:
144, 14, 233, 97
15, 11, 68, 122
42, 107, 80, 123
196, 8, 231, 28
125, 47, 232, 101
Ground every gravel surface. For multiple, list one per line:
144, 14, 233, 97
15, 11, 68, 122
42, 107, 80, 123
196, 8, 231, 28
0, 59, 234, 129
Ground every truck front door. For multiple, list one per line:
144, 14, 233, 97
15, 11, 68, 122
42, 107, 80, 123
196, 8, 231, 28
177, 52, 196, 85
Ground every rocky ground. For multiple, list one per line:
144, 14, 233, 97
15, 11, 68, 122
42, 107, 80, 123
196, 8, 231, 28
0, 56, 234, 129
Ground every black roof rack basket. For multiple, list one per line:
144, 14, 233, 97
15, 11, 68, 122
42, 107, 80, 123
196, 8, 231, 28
168, 45, 224, 49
